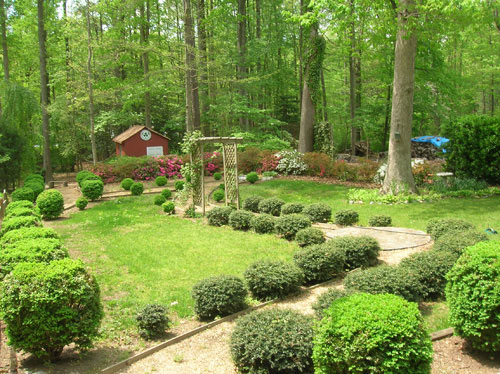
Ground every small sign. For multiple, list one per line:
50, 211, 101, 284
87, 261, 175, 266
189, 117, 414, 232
147, 146, 164, 156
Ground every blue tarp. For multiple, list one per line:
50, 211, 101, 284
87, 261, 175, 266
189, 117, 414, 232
411, 136, 449, 152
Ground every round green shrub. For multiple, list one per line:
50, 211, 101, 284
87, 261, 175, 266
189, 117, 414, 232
136, 304, 170, 340
206, 206, 233, 226
293, 244, 345, 284
5, 207, 40, 220
250, 214, 275, 234
334, 209, 359, 226
12, 187, 34, 202
326, 235, 380, 270
228, 210, 254, 231
120, 178, 134, 190
242, 195, 263, 213
446, 241, 500, 352
275, 214, 311, 240
0, 227, 60, 247
155, 176, 168, 187
303, 203, 332, 223
160, 188, 172, 199
75, 197, 88, 210
36, 189, 64, 220
213, 172, 222, 180
344, 265, 423, 302
174, 180, 185, 191
24, 181, 44, 200
80, 173, 102, 187
213, 189, 225, 202
313, 293, 433, 374
369, 214, 392, 227
244, 260, 304, 301
192, 275, 247, 320
162, 201, 175, 214
24, 173, 44, 184
281, 202, 305, 215
295, 227, 325, 247
433, 229, 488, 256
246, 171, 259, 184
218, 183, 225, 190
154, 195, 166, 206
231, 308, 313, 374
0, 216, 40, 237
0, 259, 103, 361
76, 170, 94, 186
426, 218, 475, 241
81, 179, 104, 201
258, 197, 285, 216
313, 288, 353, 319
4, 200, 34, 215
130, 182, 144, 196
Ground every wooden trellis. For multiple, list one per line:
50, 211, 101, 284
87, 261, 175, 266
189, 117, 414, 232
191, 137, 243, 215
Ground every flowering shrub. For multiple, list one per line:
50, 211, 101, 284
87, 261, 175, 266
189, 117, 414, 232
276, 150, 308, 176
204, 151, 222, 176
257, 151, 280, 173
331, 160, 358, 181
88, 164, 117, 184
303, 152, 333, 177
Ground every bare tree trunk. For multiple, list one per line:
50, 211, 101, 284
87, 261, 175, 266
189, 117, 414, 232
37, 0, 52, 181
382, 0, 417, 194
140, 0, 151, 128
197, 0, 209, 132
86, 0, 97, 165
349, 0, 356, 157
237, 0, 249, 129
0, 0, 9, 81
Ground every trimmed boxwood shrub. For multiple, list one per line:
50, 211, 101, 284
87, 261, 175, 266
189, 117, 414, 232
80, 173, 102, 187
206, 206, 233, 226
250, 214, 275, 234
293, 244, 345, 284
5, 207, 40, 220
154, 195, 166, 206
213, 189, 225, 202
229, 210, 253, 231
162, 201, 175, 214
24, 181, 44, 200
76, 170, 94, 186
313, 293, 433, 374
369, 214, 392, 227
12, 187, 34, 202
244, 260, 304, 301
161, 188, 172, 199
81, 179, 104, 201
192, 275, 247, 320
0, 216, 40, 236
334, 209, 359, 226
4, 200, 34, 215
155, 176, 168, 186
246, 171, 259, 184
174, 180, 185, 191
312, 288, 353, 318
24, 173, 44, 184
446, 241, 500, 352
136, 304, 170, 340
75, 197, 88, 210
275, 214, 311, 240
303, 203, 332, 223
242, 195, 263, 213
258, 197, 285, 216
426, 218, 475, 241
36, 189, 64, 220
120, 178, 134, 190
213, 172, 222, 180
0, 227, 60, 246
295, 227, 325, 247
433, 229, 488, 256
130, 182, 144, 196
326, 236, 380, 270
281, 202, 305, 215
231, 308, 313, 374
0, 259, 103, 361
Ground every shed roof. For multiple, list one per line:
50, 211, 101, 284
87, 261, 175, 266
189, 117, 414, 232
112, 125, 170, 144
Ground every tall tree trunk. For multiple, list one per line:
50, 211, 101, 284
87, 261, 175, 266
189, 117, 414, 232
0, 0, 8, 81
183, 0, 200, 131
382, 0, 417, 194
349, 0, 356, 157
197, 0, 209, 129
382, 84, 391, 150
320, 68, 328, 122
237, 0, 249, 129
37, 0, 52, 181
140, 0, 151, 128
86, 0, 97, 165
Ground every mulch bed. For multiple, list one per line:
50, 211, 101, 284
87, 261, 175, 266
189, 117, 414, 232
280, 175, 380, 189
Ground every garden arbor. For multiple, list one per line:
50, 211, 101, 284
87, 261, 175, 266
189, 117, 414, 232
190, 137, 243, 215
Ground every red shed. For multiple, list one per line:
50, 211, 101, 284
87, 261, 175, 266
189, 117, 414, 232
112, 125, 169, 157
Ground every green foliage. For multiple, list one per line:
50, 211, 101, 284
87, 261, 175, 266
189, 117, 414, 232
191, 275, 247, 320
76, 170, 95, 186
293, 244, 345, 284
206, 206, 233, 226
428, 177, 488, 193
154, 195, 166, 206
326, 236, 380, 270
314, 122, 335, 158
0, 215, 40, 237
244, 260, 304, 301
433, 229, 488, 256
246, 171, 259, 184
257, 197, 285, 216
230, 308, 313, 374
303, 203, 331, 223
160, 188, 172, 200
275, 214, 311, 240
130, 182, 144, 196
250, 214, 276, 234
24, 174, 44, 184
5, 207, 40, 220
0, 259, 103, 360
24, 181, 44, 200
347, 188, 442, 204
155, 176, 168, 187
313, 293, 433, 374
0, 227, 60, 247
174, 180, 185, 191
312, 288, 352, 319
80, 173, 102, 186
369, 215, 392, 227
426, 218, 475, 241
446, 241, 500, 352
229, 210, 254, 231
136, 304, 170, 340
242, 195, 263, 213
295, 227, 325, 247
334, 209, 359, 226
12, 187, 34, 202
36, 189, 64, 220
81, 180, 104, 201
162, 201, 175, 214
213, 172, 222, 181
76, 197, 88, 210
280, 202, 305, 215
120, 178, 134, 190
213, 189, 225, 202
4, 200, 34, 215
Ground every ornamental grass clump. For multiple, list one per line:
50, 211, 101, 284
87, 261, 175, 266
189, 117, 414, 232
281, 202, 305, 215
242, 195, 263, 213
36, 189, 64, 219
295, 227, 325, 247
303, 203, 331, 223
334, 209, 359, 226
136, 304, 170, 340
426, 218, 475, 241
325, 235, 380, 270
206, 206, 233, 226
250, 214, 275, 234
258, 197, 285, 216
293, 244, 345, 284
229, 210, 253, 231
275, 214, 311, 240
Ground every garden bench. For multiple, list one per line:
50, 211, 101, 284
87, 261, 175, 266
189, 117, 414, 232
48, 180, 69, 188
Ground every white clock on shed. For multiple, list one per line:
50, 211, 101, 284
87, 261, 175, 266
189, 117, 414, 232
140, 129, 152, 141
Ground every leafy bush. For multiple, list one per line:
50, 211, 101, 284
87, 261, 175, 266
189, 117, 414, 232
162, 201, 175, 214
130, 182, 144, 196
276, 150, 308, 175
244, 260, 304, 301
174, 180, 185, 191
369, 215, 392, 227
0, 227, 60, 247
154, 195, 166, 206
433, 229, 488, 257
246, 171, 259, 184
229, 210, 254, 231
334, 209, 359, 226
275, 214, 311, 240
281, 202, 305, 215
206, 206, 233, 226
213, 172, 222, 180
258, 197, 285, 216
326, 236, 380, 270
12, 187, 34, 202
81, 179, 104, 201
231, 308, 313, 374
312, 288, 352, 318
36, 189, 64, 219
262, 171, 278, 177
303, 203, 332, 223
76, 170, 94, 186
428, 177, 488, 193
0, 259, 103, 361
218, 183, 225, 190
80, 173, 102, 186
120, 177, 134, 190
213, 189, 225, 202
313, 293, 433, 374
136, 304, 170, 339
161, 188, 172, 199
446, 241, 500, 352
295, 227, 325, 247
24, 181, 44, 200
293, 244, 345, 284
5, 207, 40, 220
24, 173, 44, 184
0, 216, 40, 236
192, 275, 247, 320
426, 218, 475, 240
242, 195, 263, 213
4, 200, 34, 215
155, 175, 168, 186
250, 214, 275, 234
75, 197, 88, 210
